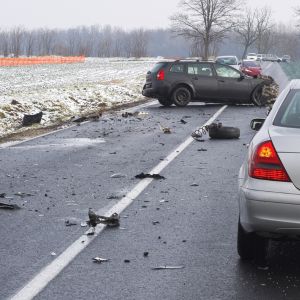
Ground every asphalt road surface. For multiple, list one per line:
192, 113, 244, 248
2, 63, 300, 300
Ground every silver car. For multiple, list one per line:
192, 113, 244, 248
238, 79, 300, 260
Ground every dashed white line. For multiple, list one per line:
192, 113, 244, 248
9, 105, 227, 300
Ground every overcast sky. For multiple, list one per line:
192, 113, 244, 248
0, 0, 297, 30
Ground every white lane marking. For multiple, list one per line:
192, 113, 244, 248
9, 105, 227, 300
0, 100, 157, 149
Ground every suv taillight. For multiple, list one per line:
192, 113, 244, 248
156, 69, 165, 81
249, 140, 290, 182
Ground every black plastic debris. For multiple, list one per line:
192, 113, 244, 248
143, 252, 149, 257
124, 259, 131, 263
0, 202, 20, 209
180, 119, 187, 124
0, 193, 6, 198
87, 209, 120, 231
135, 173, 165, 180
152, 265, 184, 270
22, 111, 43, 126
92, 257, 109, 263
65, 218, 78, 226
197, 148, 207, 152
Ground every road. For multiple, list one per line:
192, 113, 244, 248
1, 62, 300, 300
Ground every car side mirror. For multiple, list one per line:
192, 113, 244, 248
250, 118, 265, 131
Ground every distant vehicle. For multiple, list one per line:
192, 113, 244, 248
240, 60, 262, 77
246, 53, 257, 60
215, 55, 240, 70
281, 55, 291, 63
142, 59, 268, 107
238, 79, 300, 261
256, 54, 266, 61
263, 54, 281, 62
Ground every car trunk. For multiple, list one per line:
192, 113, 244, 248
269, 126, 300, 190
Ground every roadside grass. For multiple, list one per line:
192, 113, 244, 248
280, 61, 300, 80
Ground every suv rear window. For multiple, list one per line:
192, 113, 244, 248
169, 64, 184, 73
151, 62, 167, 73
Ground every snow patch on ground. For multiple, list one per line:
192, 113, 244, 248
0, 57, 160, 137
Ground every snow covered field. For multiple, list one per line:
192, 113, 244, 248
0, 57, 159, 138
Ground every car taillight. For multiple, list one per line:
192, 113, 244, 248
249, 140, 290, 182
156, 69, 165, 81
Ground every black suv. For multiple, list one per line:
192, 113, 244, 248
142, 60, 265, 107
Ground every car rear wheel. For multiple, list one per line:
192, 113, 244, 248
158, 97, 173, 107
172, 87, 191, 107
252, 84, 266, 106
237, 219, 268, 261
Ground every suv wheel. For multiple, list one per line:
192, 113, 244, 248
172, 87, 191, 107
158, 97, 173, 107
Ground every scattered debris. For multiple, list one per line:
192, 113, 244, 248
80, 222, 88, 227
180, 119, 187, 124
110, 173, 126, 178
143, 252, 149, 257
87, 209, 120, 231
197, 148, 207, 152
107, 194, 121, 200
0, 202, 20, 210
122, 111, 148, 118
22, 111, 43, 126
65, 218, 78, 226
51, 252, 57, 256
92, 257, 109, 263
71, 115, 87, 123
14, 192, 33, 198
152, 265, 185, 270
190, 183, 199, 187
135, 172, 165, 180
152, 221, 160, 225
0, 193, 6, 198
159, 124, 171, 134
124, 259, 131, 263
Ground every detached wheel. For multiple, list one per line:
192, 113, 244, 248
252, 84, 265, 106
209, 126, 240, 139
158, 97, 173, 107
172, 87, 191, 107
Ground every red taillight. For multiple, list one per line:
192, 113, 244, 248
156, 69, 165, 81
249, 140, 291, 182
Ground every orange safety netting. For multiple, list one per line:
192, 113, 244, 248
0, 56, 85, 66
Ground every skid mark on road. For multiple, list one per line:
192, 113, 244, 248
9, 105, 227, 300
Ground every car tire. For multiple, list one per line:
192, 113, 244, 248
237, 220, 255, 260
208, 126, 240, 139
158, 97, 173, 107
172, 87, 191, 107
252, 84, 266, 106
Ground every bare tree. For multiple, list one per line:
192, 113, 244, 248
24, 30, 35, 56
10, 26, 24, 57
0, 30, 10, 57
235, 7, 272, 58
170, 0, 243, 60
131, 29, 148, 58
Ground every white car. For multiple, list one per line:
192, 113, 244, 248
215, 55, 240, 70
246, 53, 257, 60
238, 79, 300, 261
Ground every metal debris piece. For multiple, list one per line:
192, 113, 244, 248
180, 119, 187, 124
143, 252, 149, 257
14, 192, 33, 198
197, 148, 207, 152
81, 222, 88, 227
190, 183, 199, 187
0, 202, 20, 209
92, 257, 109, 263
0, 193, 6, 198
22, 111, 43, 126
87, 209, 120, 229
159, 124, 171, 134
192, 122, 222, 140
51, 252, 57, 256
135, 172, 165, 180
124, 259, 131, 263
152, 265, 185, 270
152, 221, 160, 225
65, 218, 78, 226
110, 173, 126, 178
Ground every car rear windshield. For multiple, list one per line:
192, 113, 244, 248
150, 62, 168, 73
273, 90, 300, 128
242, 61, 259, 67
216, 57, 237, 65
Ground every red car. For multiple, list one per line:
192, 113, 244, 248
240, 60, 262, 77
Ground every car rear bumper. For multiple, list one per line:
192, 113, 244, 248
239, 186, 300, 238
142, 83, 169, 98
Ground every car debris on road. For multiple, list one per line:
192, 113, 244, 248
135, 172, 165, 180
152, 265, 185, 270
0, 202, 20, 210
87, 209, 120, 231
92, 257, 109, 263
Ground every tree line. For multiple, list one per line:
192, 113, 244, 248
0, 0, 300, 59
